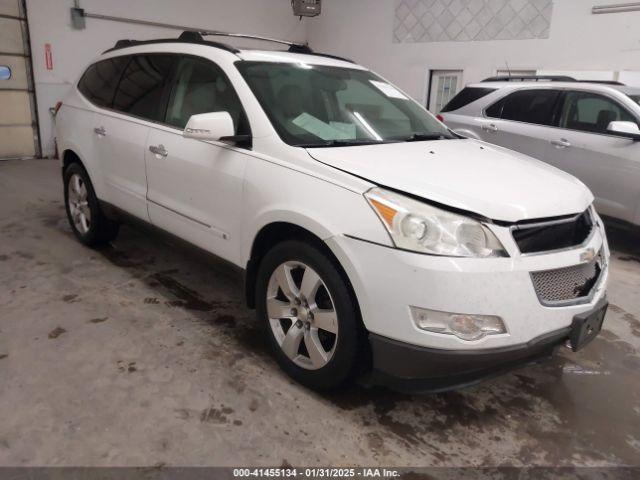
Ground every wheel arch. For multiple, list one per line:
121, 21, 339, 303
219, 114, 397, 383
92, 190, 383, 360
244, 221, 358, 317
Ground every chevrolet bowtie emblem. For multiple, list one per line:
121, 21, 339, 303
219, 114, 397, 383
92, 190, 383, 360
580, 248, 597, 263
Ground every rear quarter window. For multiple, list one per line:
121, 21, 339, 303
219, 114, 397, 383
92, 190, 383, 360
441, 87, 496, 112
78, 56, 129, 108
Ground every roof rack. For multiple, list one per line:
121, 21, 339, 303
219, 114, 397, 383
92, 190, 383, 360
105, 30, 355, 63
577, 80, 626, 86
481, 75, 626, 86
482, 75, 577, 82
196, 30, 354, 62
104, 32, 240, 54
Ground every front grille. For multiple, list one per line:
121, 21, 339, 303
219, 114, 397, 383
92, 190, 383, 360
512, 209, 594, 254
531, 252, 603, 306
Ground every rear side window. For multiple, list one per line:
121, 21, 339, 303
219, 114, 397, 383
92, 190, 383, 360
113, 54, 176, 121
78, 57, 129, 108
486, 89, 560, 126
441, 87, 496, 112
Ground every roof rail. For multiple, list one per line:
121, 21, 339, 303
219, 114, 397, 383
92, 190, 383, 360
577, 80, 626, 86
105, 30, 354, 63
196, 30, 355, 63
104, 32, 240, 54
482, 75, 577, 82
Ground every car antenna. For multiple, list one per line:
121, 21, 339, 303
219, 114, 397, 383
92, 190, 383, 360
505, 61, 512, 78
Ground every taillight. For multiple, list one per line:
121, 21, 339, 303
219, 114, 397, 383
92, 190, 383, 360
436, 114, 444, 123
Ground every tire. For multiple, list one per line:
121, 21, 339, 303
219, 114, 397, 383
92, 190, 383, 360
63, 162, 119, 246
255, 240, 365, 390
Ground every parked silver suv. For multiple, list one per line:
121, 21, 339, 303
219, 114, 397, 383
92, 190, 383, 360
440, 76, 640, 227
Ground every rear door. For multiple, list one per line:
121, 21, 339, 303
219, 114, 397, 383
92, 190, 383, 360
477, 88, 562, 163
89, 54, 174, 221
550, 90, 640, 222
145, 55, 250, 263
0, 0, 39, 159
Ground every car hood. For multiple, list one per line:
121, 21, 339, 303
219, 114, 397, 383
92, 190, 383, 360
306, 139, 593, 223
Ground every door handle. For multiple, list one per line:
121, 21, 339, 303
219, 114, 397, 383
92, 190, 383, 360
551, 138, 571, 149
481, 123, 498, 133
149, 144, 168, 157
94, 126, 106, 136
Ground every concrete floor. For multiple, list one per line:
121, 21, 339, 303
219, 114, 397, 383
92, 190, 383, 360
0, 158, 639, 467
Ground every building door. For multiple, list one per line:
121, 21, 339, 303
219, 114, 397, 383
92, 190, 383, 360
428, 70, 462, 113
0, 0, 39, 159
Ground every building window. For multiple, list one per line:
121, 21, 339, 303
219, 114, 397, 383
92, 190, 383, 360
0, 66, 11, 80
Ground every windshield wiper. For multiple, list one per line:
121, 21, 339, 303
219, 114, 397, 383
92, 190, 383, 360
403, 133, 452, 142
300, 139, 387, 148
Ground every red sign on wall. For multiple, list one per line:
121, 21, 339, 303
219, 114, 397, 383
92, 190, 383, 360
45, 43, 53, 70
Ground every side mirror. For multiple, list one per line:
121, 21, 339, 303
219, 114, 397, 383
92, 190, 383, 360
607, 121, 640, 141
183, 112, 235, 142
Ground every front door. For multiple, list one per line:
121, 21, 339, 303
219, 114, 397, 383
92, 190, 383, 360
549, 91, 640, 222
145, 56, 250, 264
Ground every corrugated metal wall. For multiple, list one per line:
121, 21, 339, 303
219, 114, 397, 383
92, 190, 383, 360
0, 0, 40, 159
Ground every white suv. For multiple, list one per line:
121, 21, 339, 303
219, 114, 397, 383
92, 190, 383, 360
439, 76, 640, 227
55, 33, 610, 392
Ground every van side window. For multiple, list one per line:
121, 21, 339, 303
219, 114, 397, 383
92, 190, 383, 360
558, 91, 639, 134
78, 57, 129, 108
486, 89, 560, 126
165, 57, 248, 134
113, 54, 175, 121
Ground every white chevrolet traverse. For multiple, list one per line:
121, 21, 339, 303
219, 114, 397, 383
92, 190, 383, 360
55, 32, 609, 392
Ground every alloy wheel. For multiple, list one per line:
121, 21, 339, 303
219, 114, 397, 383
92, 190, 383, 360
67, 173, 91, 234
266, 261, 339, 370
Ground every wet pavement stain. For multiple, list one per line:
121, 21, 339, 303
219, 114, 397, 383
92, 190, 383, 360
48, 327, 66, 339
151, 272, 214, 312
61, 294, 78, 303
117, 361, 137, 373
200, 405, 233, 424
88, 317, 108, 324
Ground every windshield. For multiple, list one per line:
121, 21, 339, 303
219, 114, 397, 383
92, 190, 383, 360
628, 94, 640, 107
235, 61, 452, 147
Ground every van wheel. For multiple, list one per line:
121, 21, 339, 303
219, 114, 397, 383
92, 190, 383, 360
256, 240, 363, 390
63, 163, 119, 246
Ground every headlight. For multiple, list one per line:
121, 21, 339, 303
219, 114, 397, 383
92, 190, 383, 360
365, 187, 507, 257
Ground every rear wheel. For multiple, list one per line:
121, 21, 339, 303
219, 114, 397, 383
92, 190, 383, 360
63, 163, 119, 246
256, 240, 364, 390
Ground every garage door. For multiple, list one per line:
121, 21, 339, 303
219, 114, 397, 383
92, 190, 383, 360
0, 0, 39, 159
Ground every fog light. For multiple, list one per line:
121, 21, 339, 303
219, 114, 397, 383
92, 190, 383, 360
410, 306, 506, 341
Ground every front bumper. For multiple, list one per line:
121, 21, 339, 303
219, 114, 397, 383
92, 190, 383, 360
327, 225, 609, 351
365, 297, 607, 393
326, 219, 609, 390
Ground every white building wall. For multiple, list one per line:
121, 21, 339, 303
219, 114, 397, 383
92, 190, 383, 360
25, 0, 640, 157
307, 0, 640, 105
25, 0, 308, 157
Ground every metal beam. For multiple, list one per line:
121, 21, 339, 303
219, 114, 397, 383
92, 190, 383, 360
78, 11, 306, 48
592, 2, 640, 14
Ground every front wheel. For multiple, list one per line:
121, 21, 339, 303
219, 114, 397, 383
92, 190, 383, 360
63, 163, 119, 246
255, 240, 365, 390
